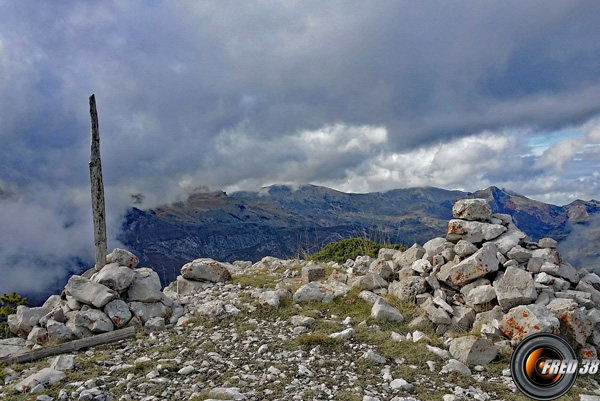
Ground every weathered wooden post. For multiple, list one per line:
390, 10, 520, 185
89, 94, 107, 271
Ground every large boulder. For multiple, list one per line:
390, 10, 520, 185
65, 275, 118, 308
452, 199, 492, 222
181, 258, 232, 282
7, 305, 50, 337
494, 266, 537, 311
103, 299, 132, 328
449, 336, 497, 365
128, 268, 164, 302
92, 263, 136, 293
446, 219, 507, 243
440, 243, 499, 288
499, 304, 560, 343
106, 248, 139, 268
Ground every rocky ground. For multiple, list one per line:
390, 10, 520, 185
3, 198, 600, 400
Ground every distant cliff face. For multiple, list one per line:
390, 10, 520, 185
118, 185, 600, 285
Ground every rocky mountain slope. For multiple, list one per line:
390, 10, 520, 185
119, 185, 600, 287
3, 198, 600, 401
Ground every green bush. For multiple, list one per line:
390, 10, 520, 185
0, 291, 28, 337
310, 237, 406, 264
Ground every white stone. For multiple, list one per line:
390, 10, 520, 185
371, 297, 404, 322
494, 266, 537, 311
446, 219, 507, 243
73, 310, 114, 333
181, 258, 232, 282
440, 359, 471, 375
106, 248, 139, 268
499, 304, 560, 343
442, 243, 499, 288
329, 328, 355, 340
390, 378, 414, 390
46, 319, 74, 342
449, 336, 497, 366
65, 275, 118, 308
454, 240, 478, 257
103, 299, 132, 328
452, 199, 492, 222
127, 268, 164, 302
14, 368, 66, 392
91, 263, 136, 293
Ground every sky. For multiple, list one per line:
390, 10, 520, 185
1, 1, 600, 297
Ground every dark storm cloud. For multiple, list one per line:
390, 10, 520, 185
1, 1, 599, 299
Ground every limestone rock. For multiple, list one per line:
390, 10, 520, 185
507, 245, 532, 263
446, 219, 507, 243
440, 359, 472, 375
144, 317, 166, 333
454, 240, 478, 257
293, 281, 350, 303
74, 310, 114, 333
411, 259, 432, 274
371, 297, 404, 322
103, 299, 132, 328
128, 268, 164, 302
27, 326, 48, 345
449, 336, 497, 365
493, 224, 527, 255
538, 238, 557, 248
14, 368, 66, 393
106, 248, 139, 268
546, 298, 593, 347
452, 199, 492, 222
128, 301, 170, 324
388, 276, 427, 301
46, 319, 74, 342
396, 244, 426, 269
466, 285, 497, 312
181, 258, 232, 282
258, 289, 291, 307
8, 305, 50, 337
0, 337, 26, 358
441, 243, 499, 288
65, 275, 118, 308
163, 275, 211, 298
91, 263, 136, 293
368, 259, 394, 281
49, 354, 76, 371
494, 266, 537, 311
499, 304, 560, 343
351, 273, 388, 291
423, 237, 449, 257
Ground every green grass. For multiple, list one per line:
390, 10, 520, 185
310, 237, 406, 264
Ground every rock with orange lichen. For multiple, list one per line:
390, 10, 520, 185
446, 219, 507, 243
499, 304, 560, 343
546, 298, 593, 347
494, 266, 537, 311
441, 242, 499, 288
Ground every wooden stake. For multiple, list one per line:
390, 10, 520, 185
89, 94, 107, 271
0, 327, 136, 365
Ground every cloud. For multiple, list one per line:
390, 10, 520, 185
1, 1, 600, 299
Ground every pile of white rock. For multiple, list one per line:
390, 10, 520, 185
7, 249, 179, 348
318, 198, 600, 364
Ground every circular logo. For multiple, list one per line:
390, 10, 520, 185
511, 333, 578, 400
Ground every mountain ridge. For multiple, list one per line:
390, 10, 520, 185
118, 184, 600, 287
